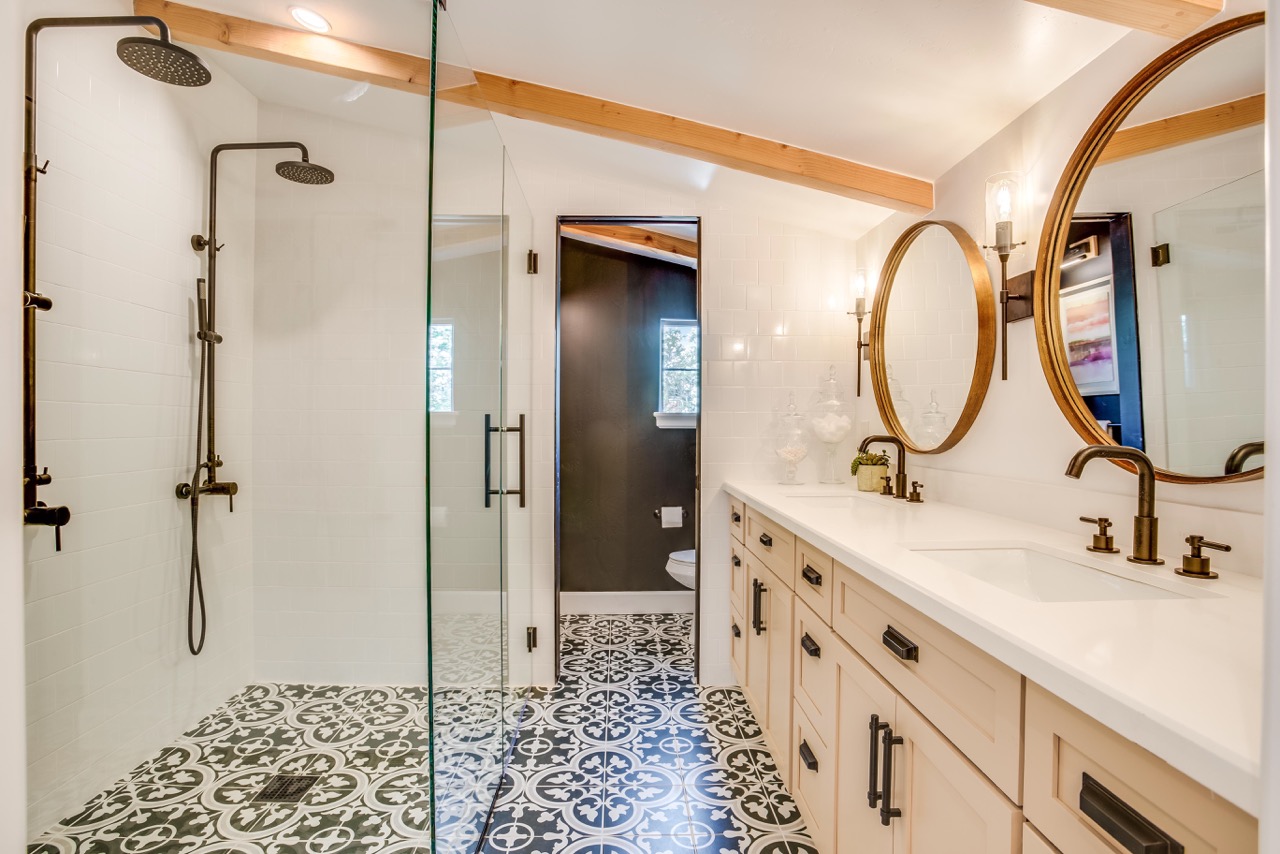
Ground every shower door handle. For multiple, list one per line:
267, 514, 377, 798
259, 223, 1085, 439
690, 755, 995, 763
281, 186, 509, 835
485, 413, 527, 509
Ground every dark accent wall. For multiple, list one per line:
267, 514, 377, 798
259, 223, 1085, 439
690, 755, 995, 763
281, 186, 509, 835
1063, 215, 1144, 450
560, 239, 697, 593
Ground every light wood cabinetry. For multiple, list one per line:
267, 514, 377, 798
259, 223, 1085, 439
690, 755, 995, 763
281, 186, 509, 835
727, 496, 1254, 854
1025, 682, 1257, 854
730, 603, 746, 686
729, 497, 745, 543
833, 560, 1023, 801
730, 538, 747, 617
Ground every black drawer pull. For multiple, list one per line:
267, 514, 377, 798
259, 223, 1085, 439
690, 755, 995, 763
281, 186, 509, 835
799, 740, 819, 772
751, 579, 766, 635
801, 565, 822, 587
882, 625, 919, 661
867, 714, 889, 808
1080, 773, 1184, 854
880, 725, 903, 825
731, 511, 741, 523
732, 623, 741, 638
758, 533, 773, 548
732, 554, 741, 567
800, 633, 821, 658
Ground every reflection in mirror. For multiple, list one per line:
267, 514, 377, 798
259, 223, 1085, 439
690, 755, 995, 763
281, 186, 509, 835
872, 221, 994, 453
1047, 16, 1265, 481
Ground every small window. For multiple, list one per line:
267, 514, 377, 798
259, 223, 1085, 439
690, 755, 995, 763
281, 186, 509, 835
429, 322, 454, 413
660, 319, 699, 414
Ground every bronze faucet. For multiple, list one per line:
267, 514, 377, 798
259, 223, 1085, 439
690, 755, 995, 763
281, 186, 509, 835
859, 435, 907, 499
1064, 445, 1162, 565
1224, 440, 1264, 475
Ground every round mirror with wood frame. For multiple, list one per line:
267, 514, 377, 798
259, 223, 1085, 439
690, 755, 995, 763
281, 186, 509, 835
1034, 12, 1265, 485
870, 220, 996, 454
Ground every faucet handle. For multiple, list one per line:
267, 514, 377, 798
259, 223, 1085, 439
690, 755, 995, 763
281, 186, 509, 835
1080, 516, 1119, 554
1177, 535, 1229, 579
880, 475, 894, 496
907, 481, 924, 504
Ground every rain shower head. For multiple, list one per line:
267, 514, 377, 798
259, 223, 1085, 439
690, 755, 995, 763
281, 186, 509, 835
275, 160, 336, 185
116, 36, 212, 87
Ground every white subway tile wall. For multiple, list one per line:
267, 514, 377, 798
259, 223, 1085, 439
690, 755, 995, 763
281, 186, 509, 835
24, 26, 258, 834
251, 103, 430, 686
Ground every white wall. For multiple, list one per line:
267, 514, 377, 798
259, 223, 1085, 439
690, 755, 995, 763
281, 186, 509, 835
251, 102, 430, 686
20, 5, 258, 835
853, 8, 1267, 579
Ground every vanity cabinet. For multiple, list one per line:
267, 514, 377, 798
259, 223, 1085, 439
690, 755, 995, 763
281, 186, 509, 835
727, 497, 1257, 854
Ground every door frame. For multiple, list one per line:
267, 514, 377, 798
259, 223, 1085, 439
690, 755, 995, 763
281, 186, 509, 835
553, 215, 703, 680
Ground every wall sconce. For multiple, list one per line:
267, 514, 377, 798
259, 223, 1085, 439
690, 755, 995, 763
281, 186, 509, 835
984, 172, 1027, 381
1060, 234, 1099, 269
848, 270, 872, 396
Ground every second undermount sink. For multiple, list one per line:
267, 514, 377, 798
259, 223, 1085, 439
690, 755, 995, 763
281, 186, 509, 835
908, 544, 1217, 602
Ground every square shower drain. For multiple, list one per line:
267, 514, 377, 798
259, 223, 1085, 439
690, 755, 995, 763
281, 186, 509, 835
253, 774, 320, 803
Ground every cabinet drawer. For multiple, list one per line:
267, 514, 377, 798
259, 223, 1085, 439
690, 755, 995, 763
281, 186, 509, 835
793, 599, 836, 743
730, 539, 747, 618
730, 603, 747, 687
729, 497, 745, 544
745, 507, 795, 589
792, 701, 835, 854
795, 538, 834, 624
1023, 822, 1059, 854
1025, 682, 1257, 854
833, 561, 1023, 801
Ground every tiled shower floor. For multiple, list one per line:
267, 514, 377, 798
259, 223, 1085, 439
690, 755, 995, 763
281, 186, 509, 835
30, 614, 814, 853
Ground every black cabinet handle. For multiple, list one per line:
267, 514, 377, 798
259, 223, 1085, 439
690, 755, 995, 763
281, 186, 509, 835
483, 413, 493, 508
880, 725, 903, 826
732, 554, 741, 567
799, 740, 819, 772
747, 581, 757, 635
1080, 773, 1185, 854
800, 633, 821, 658
758, 533, 773, 548
732, 623, 741, 638
731, 511, 741, 523
882, 625, 919, 662
801, 565, 822, 587
867, 714, 889, 808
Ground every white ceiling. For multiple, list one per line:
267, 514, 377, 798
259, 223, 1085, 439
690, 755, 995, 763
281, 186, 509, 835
1122, 25, 1264, 127
187, 0, 1145, 240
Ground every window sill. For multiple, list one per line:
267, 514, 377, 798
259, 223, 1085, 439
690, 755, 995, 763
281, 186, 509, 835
654, 412, 697, 430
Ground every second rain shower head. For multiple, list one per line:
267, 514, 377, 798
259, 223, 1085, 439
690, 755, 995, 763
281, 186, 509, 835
116, 36, 212, 87
275, 159, 336, 185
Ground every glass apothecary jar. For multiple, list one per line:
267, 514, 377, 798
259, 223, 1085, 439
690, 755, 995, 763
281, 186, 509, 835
810, 365, 852, 483
918, 389, 950, 450
775, 394, 809, 485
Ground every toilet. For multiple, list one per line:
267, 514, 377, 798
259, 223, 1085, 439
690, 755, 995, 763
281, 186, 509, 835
665, 549, 696, 589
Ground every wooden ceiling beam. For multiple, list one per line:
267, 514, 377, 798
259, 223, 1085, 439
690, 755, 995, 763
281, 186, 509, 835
1023, 0, 1223, 38
441, 74, 933, 212
1098, 93, 1263, 164
138, 0, 934, 213
562, 225, 698, 259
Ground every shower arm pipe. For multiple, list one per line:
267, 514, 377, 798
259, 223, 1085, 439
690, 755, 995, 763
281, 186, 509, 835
22, 18, 169, 530
196, 141, 309, 484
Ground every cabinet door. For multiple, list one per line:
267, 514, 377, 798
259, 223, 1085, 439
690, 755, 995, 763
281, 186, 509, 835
833, 641, 895, 854
763, 566, 794, 787
743, 554, 771, 731
730, 603, 747, 687
888, 699, 1021, 854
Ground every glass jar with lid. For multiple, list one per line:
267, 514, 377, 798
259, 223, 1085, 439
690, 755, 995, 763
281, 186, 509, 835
810, 365, 852, 483
775, 393, 809, 485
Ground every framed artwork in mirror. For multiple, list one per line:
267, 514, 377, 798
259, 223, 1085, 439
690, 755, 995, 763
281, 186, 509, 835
1060, 277, 1119, 397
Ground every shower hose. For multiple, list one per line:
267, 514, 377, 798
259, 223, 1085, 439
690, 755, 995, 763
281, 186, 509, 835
187, 332, 208, 656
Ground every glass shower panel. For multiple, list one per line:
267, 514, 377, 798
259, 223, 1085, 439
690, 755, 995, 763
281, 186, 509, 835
1152, 171, 1265, 477
429, 8, 510, 852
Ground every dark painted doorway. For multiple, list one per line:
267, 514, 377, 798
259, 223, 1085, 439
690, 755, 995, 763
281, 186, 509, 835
555, 217, 701, 674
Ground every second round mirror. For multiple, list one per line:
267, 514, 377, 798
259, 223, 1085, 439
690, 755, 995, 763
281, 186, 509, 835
871, 220, 995, 453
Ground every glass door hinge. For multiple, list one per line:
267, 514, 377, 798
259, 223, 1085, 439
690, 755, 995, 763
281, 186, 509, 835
526, 250, 539, 275
526, 626, 538, 652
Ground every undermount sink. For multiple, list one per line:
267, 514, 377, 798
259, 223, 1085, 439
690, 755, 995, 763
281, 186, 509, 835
908, 544, 1218, 603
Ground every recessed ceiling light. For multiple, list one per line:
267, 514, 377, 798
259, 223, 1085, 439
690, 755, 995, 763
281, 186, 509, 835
289, 6, 331, 33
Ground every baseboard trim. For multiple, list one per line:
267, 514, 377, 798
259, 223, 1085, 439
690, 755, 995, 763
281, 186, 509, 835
560, 590, 695, 615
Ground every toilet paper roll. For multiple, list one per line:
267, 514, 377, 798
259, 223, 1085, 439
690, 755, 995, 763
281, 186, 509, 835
661, 506, 684, 528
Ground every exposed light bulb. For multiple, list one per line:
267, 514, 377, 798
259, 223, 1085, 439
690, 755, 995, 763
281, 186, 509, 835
996, 184, 1013, 223
290, 6, 332, 33
853, 271, 867, 299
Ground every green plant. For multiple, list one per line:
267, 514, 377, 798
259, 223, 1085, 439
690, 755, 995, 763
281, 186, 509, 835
851, 451, 890, 474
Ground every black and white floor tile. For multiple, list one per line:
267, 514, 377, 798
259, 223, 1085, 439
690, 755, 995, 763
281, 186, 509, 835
29, 613, 813, 854
484, 613, 817, 854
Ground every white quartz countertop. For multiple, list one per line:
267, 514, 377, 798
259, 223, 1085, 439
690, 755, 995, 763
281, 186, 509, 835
722, 480, 1263, 816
